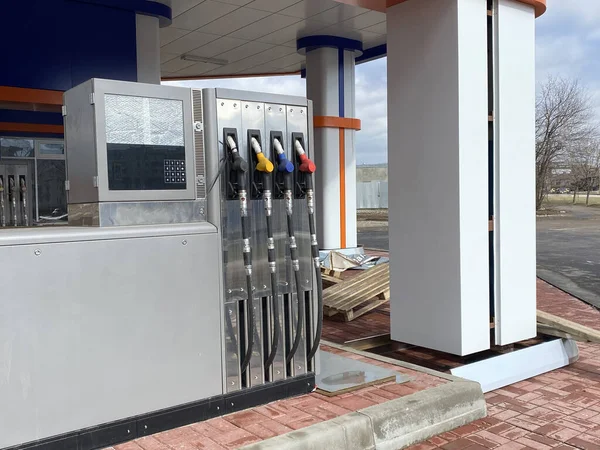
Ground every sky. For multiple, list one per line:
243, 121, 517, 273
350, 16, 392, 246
166, 1, 593, 165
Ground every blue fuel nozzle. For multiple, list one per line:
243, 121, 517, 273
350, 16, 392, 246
277, 153, 294, 174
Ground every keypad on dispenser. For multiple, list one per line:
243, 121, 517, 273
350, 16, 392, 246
164, 159, 186, 184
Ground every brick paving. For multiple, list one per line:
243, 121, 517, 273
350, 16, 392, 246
106, 344, 447, 450
407, 280, 600, 450
106, 255, 600, 450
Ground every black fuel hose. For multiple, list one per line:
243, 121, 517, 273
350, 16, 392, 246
262, 171, 281, 373
305, 174, 323, 362
264, 214, 281, 372
239, 194, 255, 375
226, 138, 255, 375
285, 189, 305, 365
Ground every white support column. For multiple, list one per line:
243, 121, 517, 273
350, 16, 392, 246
301, 38, 361, 250
136, 14, 161, 84
493, 0, 537, 345
387, 0, 490, 356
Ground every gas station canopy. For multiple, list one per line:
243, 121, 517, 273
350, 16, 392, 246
160, 0, 387, 79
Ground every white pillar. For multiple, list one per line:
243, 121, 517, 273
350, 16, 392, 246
492, 0, 537, 345
301, 38, 360, 250
136, 14, 161, 84
387, 0, 491, 356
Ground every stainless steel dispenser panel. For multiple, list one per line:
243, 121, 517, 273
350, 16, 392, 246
265, 103, 292, 296
249, 297, 265, 387
218, 99, 245, 297
242, 101, 269, 298
271, 294, 287, 381
224, 300, 241, 393
286, 105, 312, 293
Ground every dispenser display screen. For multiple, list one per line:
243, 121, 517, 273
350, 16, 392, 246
107, 144, 186, 191
104, 94, 187, 191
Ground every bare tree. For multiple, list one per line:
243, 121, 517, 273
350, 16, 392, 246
536, 76, 596, 209
567, 139, 600, 206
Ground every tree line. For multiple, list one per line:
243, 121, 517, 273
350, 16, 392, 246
536, 76, 599, 209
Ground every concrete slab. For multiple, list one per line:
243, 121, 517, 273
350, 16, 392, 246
451, 338, 579, 392
317, 351, 409, 395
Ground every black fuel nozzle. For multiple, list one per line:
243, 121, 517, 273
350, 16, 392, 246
228, 136, 248, 173
224, 131, 250, 199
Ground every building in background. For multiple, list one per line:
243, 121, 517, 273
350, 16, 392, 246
357, 163, 388, 208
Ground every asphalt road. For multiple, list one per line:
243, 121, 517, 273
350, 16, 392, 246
358, 205, 600, 309
537, 205, 600, 308
358, 227, 389, 251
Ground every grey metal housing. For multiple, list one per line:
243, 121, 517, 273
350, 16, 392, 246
63, 79, 197, 203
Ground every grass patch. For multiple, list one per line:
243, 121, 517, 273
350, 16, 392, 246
544, 194, 600, 207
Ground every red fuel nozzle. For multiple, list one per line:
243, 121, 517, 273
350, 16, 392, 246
298, 154, 316, 174
294, 139, 316, 173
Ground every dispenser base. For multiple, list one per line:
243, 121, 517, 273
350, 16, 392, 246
6, 374, 316, 450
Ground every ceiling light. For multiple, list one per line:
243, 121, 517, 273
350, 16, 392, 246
181, 54, 228, 66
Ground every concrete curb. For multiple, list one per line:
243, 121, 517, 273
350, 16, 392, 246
240, 381, 486, 450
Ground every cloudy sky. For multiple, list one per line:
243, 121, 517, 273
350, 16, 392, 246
167, 2, 591, 165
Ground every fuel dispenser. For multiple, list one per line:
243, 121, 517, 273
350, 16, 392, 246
208, 92, 321, 393
0, 163, 33, 227
0, 81, 321, 450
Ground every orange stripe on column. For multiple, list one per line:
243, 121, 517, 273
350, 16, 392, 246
339, 128, 347, 249
0, 123, 64, 134
314, 116, 361, 130
0, 87, 63, 105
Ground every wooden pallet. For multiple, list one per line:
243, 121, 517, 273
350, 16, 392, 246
321, 267, 343, 278
323, 263, 390, 322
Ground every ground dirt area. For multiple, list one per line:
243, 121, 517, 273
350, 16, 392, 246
357, 209, 389, 222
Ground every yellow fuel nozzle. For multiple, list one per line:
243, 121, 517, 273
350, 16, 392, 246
251, 137, 274, 173
256, 152, 274, 173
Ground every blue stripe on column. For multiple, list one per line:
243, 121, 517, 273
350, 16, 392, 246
338, 48, 345, 118
69, 0, 172, 26
297, 35, 363, 55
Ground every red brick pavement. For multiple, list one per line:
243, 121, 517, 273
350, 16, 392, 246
105, 344, 447, 450
407, 280, 600, 450
106, 267, 600, 450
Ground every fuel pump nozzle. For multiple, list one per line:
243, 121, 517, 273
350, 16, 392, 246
8, 177, 16, 227
20, 176, 28, 227
273, 137, 304, 368
294, 138, 322, 364
250, 138, 280, 375
273, 138, 294, 176
226, 136, 255, 377
227, 136, 249, 176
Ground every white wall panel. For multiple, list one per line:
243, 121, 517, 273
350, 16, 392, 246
494, 0, 537, 345
387, 0, 489, 355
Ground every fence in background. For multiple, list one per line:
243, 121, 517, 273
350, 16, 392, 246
357, 181, 388, 209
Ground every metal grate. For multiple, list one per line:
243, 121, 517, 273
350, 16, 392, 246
192, 89, 206, 199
